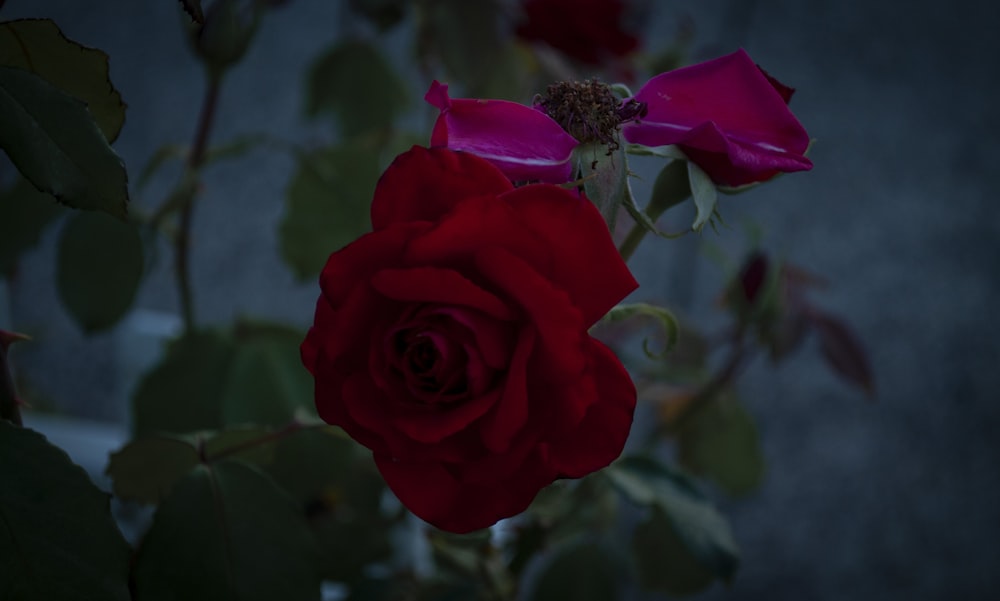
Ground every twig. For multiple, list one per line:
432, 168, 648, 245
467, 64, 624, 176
174, 73, 223, 332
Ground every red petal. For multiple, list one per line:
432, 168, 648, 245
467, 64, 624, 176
424, 81, 578, 183
375, 452, 555, 533
500, 184, 638, 325
405, 194, 550, 272
370, 146, 512, 230
370, 267, 515, 320
542, 339, 636, 477
319, 222, 430, 307
479, 327, 534, 453
475, 246, 587, 379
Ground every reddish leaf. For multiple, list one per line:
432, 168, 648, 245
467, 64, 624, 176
809, 311, 875, 397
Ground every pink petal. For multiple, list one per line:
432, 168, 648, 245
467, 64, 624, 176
425, 81, 578, 183
623, 49, 812, 185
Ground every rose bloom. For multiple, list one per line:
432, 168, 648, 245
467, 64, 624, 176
621, 48, 812, 186
427, 49, 812, 187
515, 0, 639, 66
301, 146, 638, 533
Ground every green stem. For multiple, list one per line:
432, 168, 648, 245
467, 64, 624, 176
174, 72, 224, 333
618, 220, 649, 262
618, 159, 691, 262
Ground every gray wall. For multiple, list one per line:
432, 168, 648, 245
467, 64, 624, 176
3, 1, 998, 599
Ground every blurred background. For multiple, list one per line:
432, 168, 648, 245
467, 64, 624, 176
2, 0, 998, 599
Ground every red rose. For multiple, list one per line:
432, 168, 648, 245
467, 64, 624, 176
301, 147, 638, 533
515, 0, 639, 66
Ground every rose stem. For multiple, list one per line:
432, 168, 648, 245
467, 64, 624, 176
174, 72, 223, 333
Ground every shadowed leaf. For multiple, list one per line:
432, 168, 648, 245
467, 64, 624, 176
677, 391, 765, 497
0, 422, 131, 600
305, 39, 408, 137
131, 330, 234, 437
526, 538, 622, 601
810, 311, 875, 396
133, 460, 322, 600
0, 177, 64, 277
0, 66, 129, 218
607, 456, 739, 588
56, 211, 144, 332
0, 19, 127, 142
279, 145, 379, 280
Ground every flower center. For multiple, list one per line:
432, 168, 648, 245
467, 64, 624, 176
534, 79, 647, 153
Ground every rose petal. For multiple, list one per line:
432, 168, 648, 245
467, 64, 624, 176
342, 372, 469, 463
425, 81, 578, 184
622, 48, 812, 186
392, 390, 502, 444
405, 194, 550, 272
370, 145, 513, 230
301, 294, 335, 375
479, 327, 534, 453
499, 184, 638, 325
434, 307, 514, 370
374, 452, 555, 533
542, 338, 636, 477
370, 267, 515, 320
475, 245, 587, 379
319, 222, 430, 307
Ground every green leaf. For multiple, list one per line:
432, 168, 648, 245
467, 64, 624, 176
677, 392, 765, 497
648, 159, 691, 218
105, 435, 201, 504
688, 160, 718, 232
0, 66, 129, 218
264, 428, 392, 582
133, 460, 322, 601
265, 427, 359, 503
607, 456, 739, 586
631, 507, 718, 595
526, 538, 622, 601
305, 39, 408, 137
57, 211, 144, 332
279, 145, 379, 280
221, 320, 314, 427
0, 177, 64, 277
578, 142, 628, 232
602, 302, 680, 357
0, 421, 131, 601
624, 144, 687, 160
203, 426, 277, 465
415, 0, 506, 97
0, 19, 127, 142
131, 330, 234, 437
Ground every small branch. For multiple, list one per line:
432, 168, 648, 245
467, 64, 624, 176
174, 73, 223, 333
